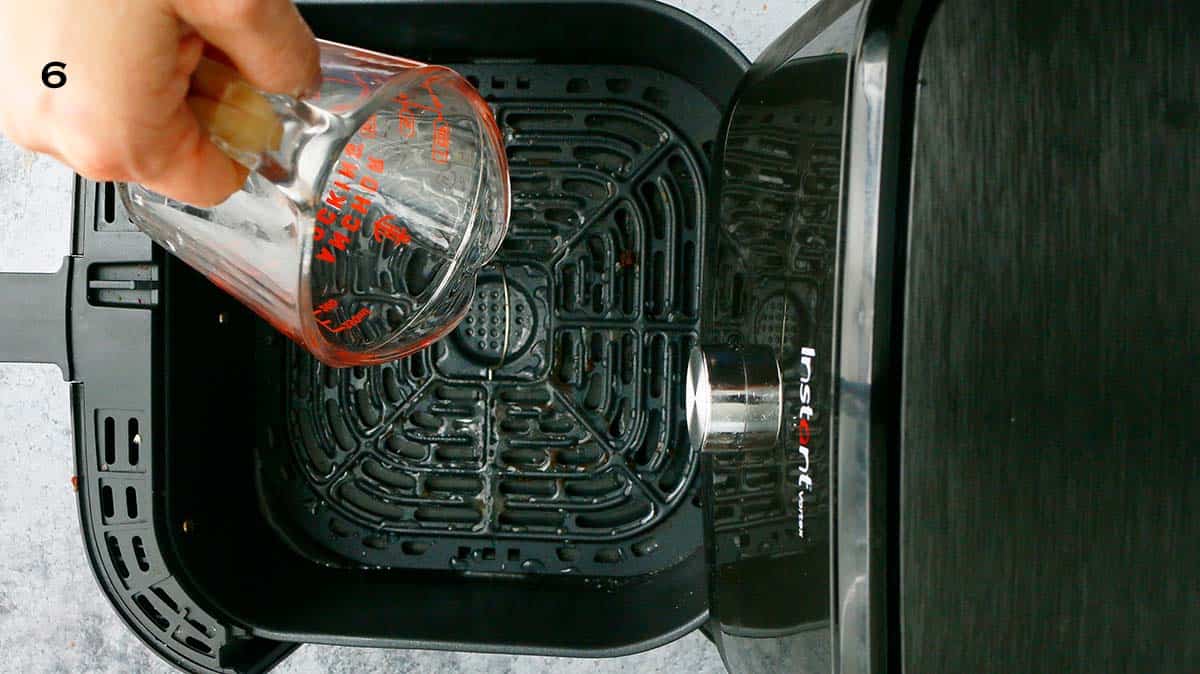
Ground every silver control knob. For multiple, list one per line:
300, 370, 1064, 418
685, 345, 782, 453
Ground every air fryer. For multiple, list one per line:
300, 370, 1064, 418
2, 0, 1196, 673
5, 2, 832, 670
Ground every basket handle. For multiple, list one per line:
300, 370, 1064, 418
0, 260, 73, 379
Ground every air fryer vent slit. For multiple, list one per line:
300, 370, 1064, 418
105, 535, 129, 580
135, 594, 169, 630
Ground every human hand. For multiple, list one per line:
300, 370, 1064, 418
0, 0, 320, 206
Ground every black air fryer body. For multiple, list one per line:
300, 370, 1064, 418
0, 1, 1195, 673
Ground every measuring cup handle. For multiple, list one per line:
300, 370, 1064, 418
188, 58, 285, 160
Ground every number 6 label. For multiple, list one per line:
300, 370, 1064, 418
42, 62, 67, 89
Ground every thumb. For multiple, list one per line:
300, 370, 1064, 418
172, 0, 322, 97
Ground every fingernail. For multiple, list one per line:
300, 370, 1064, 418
299, 72, 323, 100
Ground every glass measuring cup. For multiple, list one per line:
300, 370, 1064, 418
120, 41, 510, 367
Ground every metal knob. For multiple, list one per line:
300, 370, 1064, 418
685, 345, 783, 453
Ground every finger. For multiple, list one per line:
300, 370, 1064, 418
135, 101, 250, 206
190, 57, 277, 124
176, 32, 207, 79
172, 0, 321, 97
187, 94, 282, 155
0, 115, 56, 156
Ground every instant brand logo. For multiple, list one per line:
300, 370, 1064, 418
797, 346, 816, 538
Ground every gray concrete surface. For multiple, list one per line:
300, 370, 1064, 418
0, 1, 814, 671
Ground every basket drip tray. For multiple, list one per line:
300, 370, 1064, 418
259, 74, 707, 577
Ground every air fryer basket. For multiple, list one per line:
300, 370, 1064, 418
123, 1, 749, 665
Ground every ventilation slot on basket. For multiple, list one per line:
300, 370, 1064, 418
401, 541, 429, 556
127, 579, 225, 661
594, 547, 623, 564
181, 636, 212, 656
132, 535, 150, 572
656, 420, 695, 498
632, 538, 660, 557
642, 87, 669, 108
98, 410, 147, 472
575, 500, 652, 531
96, 183, 137, 232
186, 618, 213, 639
103, 183, 115, 223
100, 485, 115, 520
500, 509, 563, 529
106, 535, 130, 580
414, 506, 480, 526
135, 594, 170, 630
103, 417, 116, 466
150, 586, 177, 614
88, 264, 159, 308
125, 487, 139, 519
128, 419, 140, 466
606, 78, 631, 94
99, 479, 144, 524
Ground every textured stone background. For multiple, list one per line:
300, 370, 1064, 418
0, 1, 813, 671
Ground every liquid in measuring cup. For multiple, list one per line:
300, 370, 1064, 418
308, 70, 500, 354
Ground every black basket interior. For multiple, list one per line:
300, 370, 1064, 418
257, 68, 708, 577
156, 61, 729, 652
